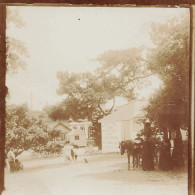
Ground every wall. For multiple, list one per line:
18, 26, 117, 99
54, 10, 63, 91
68, 130, 87, 147
101, 122, 121, 153
121, 120, 131, 141
131, 118, 144, 140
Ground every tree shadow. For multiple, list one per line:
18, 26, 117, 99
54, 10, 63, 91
77, 163, 187, 186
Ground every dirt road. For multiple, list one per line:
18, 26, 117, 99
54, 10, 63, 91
3, 153, 188, 195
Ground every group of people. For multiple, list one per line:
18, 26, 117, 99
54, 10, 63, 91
6, 147, 23, 173
63, 142, 78, 163
119, 137, 174, 171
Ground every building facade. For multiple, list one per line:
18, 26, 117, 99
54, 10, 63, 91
99, 100, 148, 153
52, 120, 92, 147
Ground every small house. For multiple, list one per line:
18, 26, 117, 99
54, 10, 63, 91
52, 122, 71, 141
51, 120, 92, 147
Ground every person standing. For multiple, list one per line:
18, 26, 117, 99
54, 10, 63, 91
142, 121, 155, 171
71, 147, 75, 162
7, 148, 15, 173
142, 137, 155, 171
73, 147, 78, 161
159, 137, 172, 170
64, 142, 74, 162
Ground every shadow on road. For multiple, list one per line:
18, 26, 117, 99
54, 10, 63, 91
77, 162, 187, 186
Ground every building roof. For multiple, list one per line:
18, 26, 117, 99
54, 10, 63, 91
48, 119, 91, 131
99, 100, 148, 123
52, 122, 71, 131
67, 129, 86, 136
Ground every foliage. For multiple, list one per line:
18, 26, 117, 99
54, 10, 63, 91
145, 13, 189, 130
6, 104, 49, 157
37, 141, 64, 155
6, 37, 29, 74
6, 8, 29, 74
48, 128, 61, 141
95, 47, 152, 99
46, 47, 152, 147
144, 12, 190, 168
54, 47, 152, 121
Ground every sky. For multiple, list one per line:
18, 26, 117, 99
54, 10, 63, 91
6, 6, 188, 111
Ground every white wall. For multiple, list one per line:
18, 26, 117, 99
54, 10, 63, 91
101, 122, 121, 153
121, 120, 131, 141
131, 118, 144, 140
68, 130, 87, 147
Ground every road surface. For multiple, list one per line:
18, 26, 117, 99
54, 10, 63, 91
3, 153, 188, 195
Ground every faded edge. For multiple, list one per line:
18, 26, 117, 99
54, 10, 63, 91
0, 4, 6, 195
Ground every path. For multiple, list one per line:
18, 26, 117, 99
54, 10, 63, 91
3, 153, 188, 195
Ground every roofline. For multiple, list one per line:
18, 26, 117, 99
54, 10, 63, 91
52, 122, 71, 130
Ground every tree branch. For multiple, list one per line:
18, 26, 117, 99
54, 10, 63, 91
129, 73, 153, 82
98, 101, 106, 116
106, 98, 115, 115
136, 57, 156, 66
98, 97, 115, 116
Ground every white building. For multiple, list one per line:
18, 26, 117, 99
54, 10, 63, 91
99, 100, 148, 153
51, 120, 92, 147
68, 120, 92, 139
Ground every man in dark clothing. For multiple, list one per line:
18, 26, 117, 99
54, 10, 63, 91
159, 138, 172, 170
142, 139, 155, 171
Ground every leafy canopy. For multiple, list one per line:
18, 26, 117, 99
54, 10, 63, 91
49, 47, 151, 122
145, 12, 190, 130
6, 104, 49, 157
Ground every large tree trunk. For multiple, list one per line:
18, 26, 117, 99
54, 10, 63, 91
92, 120, 102, 150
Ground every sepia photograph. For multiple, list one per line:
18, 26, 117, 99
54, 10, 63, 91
0, 4, 191, 195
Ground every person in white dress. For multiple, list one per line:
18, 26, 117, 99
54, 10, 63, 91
7, 148, 15, 172
63, 142, 74, 162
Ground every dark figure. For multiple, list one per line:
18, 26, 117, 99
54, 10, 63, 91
119, 140, 142, 170
142, 139, 155, 171
73, 147, 78, 161
133, 143, 142, 168
159, 139, 172, 170
171, 130, 184, 168
84, 158, 88, 163
71, 149, 75, 162
14, 159, 23, 171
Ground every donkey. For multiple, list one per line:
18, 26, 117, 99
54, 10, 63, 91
119, 140, 142, 170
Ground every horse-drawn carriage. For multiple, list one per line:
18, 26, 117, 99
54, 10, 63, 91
119, 139, 161, 170
119, 140, 142, 170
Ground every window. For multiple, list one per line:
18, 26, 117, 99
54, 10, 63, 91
80, 126, 85, 130
75, 136, 79, 140
61, 133, 66, 140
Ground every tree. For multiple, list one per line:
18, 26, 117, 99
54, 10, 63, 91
48, 129, 61, 141
56, 47, 151, 120
47, 47, 151, 148
95, 47, 152, 99
6, 104, 49, 157
145, 12, 190, 168
6, 8, 29, 74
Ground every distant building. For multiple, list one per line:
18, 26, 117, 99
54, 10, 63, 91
52, 122, 71, 141
51, 120, 93, 147
67, 129, 87, 147
99, 100, 148, 153
68, 120, 92, 139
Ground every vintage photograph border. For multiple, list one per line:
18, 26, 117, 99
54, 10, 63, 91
0, 1, 194, 194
